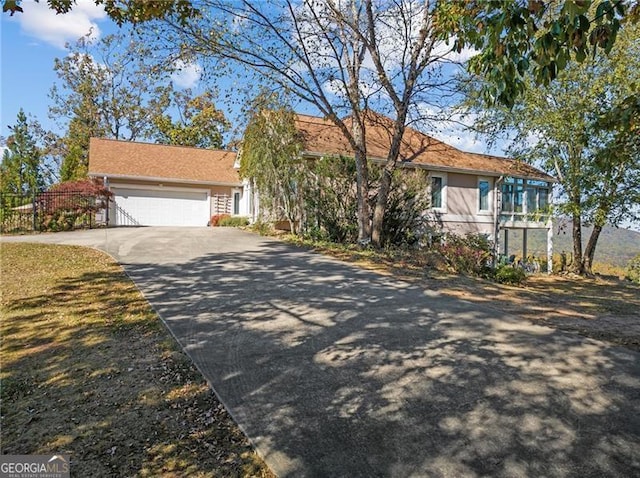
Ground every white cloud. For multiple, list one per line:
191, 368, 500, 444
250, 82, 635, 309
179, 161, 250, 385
432, 39, 477, 64
434, 130, 487, 154
171, 60, 202, 89
414, 106, 498, 155
17, 0, 107, 49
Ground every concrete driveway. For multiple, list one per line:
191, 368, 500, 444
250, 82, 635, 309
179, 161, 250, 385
4, 227, 640, 477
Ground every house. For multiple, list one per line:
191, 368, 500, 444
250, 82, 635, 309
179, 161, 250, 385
88, 138, 249, 227
291, 112, 556, 270
89, 112, 554, 269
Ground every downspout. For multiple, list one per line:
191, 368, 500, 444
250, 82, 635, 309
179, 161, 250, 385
493, 176, 504, 266
103, 176, 110, 226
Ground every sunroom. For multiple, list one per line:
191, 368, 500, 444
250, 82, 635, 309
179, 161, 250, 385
497, 177, 554, 272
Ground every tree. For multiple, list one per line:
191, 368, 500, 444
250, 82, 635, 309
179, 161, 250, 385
0, 110, 46, 196
153, 91, 229, 149
154, 0, 460, 246
50, 32, 175, 179
464, 22, 640, 276
239, 98, 305, 234
454, 0, 639, 107
3, 0, 198, 25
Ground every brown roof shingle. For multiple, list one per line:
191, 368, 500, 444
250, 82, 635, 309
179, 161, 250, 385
88, 138, 241, 185
294, 112, 555, 182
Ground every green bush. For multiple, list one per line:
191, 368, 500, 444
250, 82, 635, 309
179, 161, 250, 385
303, 155, 359, 243
218, 216, 249, 227
249, 220, 273, 236
626, 253, 640, 284
494, 265, 527, 285
378, 169, 431, 247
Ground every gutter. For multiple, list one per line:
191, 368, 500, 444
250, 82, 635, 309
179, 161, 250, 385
88, 172, 242, 188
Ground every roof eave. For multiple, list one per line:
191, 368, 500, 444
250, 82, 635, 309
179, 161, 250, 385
398, 161, 557, 182
88, 172, 242, 187
301, 151, 556, 182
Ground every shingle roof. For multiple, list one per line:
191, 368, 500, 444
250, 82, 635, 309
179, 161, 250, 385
294, 112, 555, 182
88, 138, 241, 185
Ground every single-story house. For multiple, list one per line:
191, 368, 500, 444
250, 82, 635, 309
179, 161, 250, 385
290, 112, 556, 268
89, 111, 554, 268
88, 138, 248, 227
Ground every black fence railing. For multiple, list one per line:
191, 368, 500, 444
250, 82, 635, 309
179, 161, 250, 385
0, 191, 109, 234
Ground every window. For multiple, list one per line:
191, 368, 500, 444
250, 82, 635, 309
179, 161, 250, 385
431, 176, 442, 209
501, 183, 513, 212
514, 179, 524, 213
233, 191, 241, 215
526, 187, 537, 213
479, 180, 490, 211
538, 188, 549, 210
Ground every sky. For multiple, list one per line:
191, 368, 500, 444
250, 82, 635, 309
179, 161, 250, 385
0, 0, 489, 154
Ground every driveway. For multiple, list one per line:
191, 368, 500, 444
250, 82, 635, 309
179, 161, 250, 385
4, 227, 640, 477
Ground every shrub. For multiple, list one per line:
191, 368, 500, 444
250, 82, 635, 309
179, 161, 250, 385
626, 253, 640, 284
249, 220, 273, 236
434, 233, 493, 275
218, 216, 249, 227
302, 156, 431, 246
378, 169, 431, 247
302, 155, 359, 243
495, 265, 527, 285
210, 214, 230, 226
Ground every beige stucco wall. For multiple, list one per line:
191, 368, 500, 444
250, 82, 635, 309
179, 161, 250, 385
446, 173, 476, 216
438, 220, 494, 236
446, 173, 495, 217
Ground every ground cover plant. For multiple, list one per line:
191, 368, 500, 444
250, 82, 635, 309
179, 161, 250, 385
0, 243, 273, 478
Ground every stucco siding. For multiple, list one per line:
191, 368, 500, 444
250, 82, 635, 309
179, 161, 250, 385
446, 173, 479, 216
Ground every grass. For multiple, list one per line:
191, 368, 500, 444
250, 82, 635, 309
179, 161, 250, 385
0, 243, 274, 478
286, 236, 640, 351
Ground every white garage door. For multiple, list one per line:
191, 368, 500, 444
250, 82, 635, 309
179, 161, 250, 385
111, 187, 210, 227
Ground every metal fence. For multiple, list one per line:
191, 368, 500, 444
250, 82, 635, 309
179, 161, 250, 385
0, 190, 109, 234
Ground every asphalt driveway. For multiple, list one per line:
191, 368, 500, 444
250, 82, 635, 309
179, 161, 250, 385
4, 227, 640, 477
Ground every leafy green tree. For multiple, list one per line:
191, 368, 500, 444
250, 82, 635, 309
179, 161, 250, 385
153, 91, 229, 149
50, 32, 175, 180
453, 0, 639, 107
0, 110, 46, 196
240, 98, 305, 234
464, 22, 640, 276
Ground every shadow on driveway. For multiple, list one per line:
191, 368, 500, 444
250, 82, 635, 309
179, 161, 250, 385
121, 237, 640, 477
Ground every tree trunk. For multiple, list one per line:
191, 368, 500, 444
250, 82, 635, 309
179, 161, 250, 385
352, 119, 371, 244
371, 111, 408, 247
570, 212, 584, 274
371, 165, 393, 246
583, 223, 603, 276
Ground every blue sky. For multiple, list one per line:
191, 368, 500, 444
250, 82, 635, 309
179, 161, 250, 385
1, 1, 112, 137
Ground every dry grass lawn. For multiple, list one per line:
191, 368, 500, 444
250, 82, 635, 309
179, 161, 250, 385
0, 243, 274, 478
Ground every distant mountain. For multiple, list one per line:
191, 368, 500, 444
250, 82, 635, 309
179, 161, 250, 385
503, 223, 640, 267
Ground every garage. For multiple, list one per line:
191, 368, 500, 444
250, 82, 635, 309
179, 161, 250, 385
110, 186, 210, 227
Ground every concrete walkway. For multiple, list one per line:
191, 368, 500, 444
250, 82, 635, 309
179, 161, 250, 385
4, 228, 640, 477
